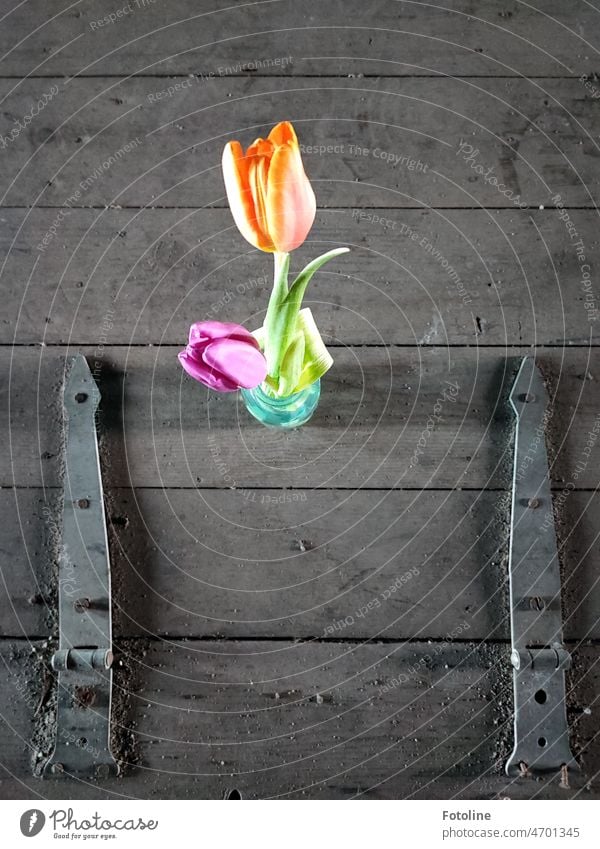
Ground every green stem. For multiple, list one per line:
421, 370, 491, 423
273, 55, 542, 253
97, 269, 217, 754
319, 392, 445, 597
263, 251, 292, 384
261, 246, 350, 394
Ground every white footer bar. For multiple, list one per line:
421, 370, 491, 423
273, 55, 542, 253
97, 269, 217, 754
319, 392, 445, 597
1, 798, 598, 848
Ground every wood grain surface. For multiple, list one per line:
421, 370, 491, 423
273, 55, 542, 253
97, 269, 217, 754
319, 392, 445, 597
0, 77, 599, 208
1, 0, 599, 800
0, 639, 598, 799
2, 208, 598, 346
0, 0, 592, 78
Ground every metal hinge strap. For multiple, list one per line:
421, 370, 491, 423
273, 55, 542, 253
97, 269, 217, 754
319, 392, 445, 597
505, 357, 578, 777
43, 355, 118, 779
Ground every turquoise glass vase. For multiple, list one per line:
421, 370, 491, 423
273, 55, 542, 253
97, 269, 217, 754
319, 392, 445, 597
240, 379, 321, 428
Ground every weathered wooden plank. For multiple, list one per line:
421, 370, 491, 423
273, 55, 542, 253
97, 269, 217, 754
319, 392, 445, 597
0, 639, 597, 799
106, 488, 600, 644
4, 486, 599, 642
0, 490, 58, 638
0, 0, 593, 78
3, 347, 600, 489
0, 77, 598, 208
108, 487, 506, 642
2, 208, 598, 346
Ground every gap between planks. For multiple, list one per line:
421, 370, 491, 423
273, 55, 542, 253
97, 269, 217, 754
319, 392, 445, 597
0, 636, 597, 646
7, 484, 600, 493
0, 75, 583, 80
2, 343, 598, 349
1, 205, 597, 210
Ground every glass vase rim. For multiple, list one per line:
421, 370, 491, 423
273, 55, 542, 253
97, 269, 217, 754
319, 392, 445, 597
244, 378, 321, 406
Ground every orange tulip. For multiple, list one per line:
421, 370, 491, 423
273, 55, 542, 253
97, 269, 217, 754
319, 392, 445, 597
222, 121, 317, 253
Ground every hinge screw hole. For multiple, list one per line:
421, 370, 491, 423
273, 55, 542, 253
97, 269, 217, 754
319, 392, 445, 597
224, 788, 242, 799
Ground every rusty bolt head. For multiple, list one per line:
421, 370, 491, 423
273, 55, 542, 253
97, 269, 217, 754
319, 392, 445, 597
76, 498, 90, 509
74, 685, 97, 708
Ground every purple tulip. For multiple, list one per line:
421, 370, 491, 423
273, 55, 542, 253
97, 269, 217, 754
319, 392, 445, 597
178, 321, 267, 392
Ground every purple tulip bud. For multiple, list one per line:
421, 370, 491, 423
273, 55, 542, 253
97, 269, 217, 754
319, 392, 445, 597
178, 321, 267, 392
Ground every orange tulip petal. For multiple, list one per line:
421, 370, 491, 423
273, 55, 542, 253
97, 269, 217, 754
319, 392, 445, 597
266, 141, 316, 252
223, 123, 314, 253
268, 121, 298, 147
222, 141, 274, 251
248, 155, 270, 235
246, 137, 274, 159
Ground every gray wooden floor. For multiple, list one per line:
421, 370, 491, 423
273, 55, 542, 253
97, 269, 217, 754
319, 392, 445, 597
1, 0, 599, 800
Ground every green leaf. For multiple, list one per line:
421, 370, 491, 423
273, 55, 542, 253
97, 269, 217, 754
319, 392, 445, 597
255, 247, 348, 392
286, 247, 350, 310
251, 308, 333, 397
293, 308, 333, 391
277, 330, 305, 396
251, 325, 265, 349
